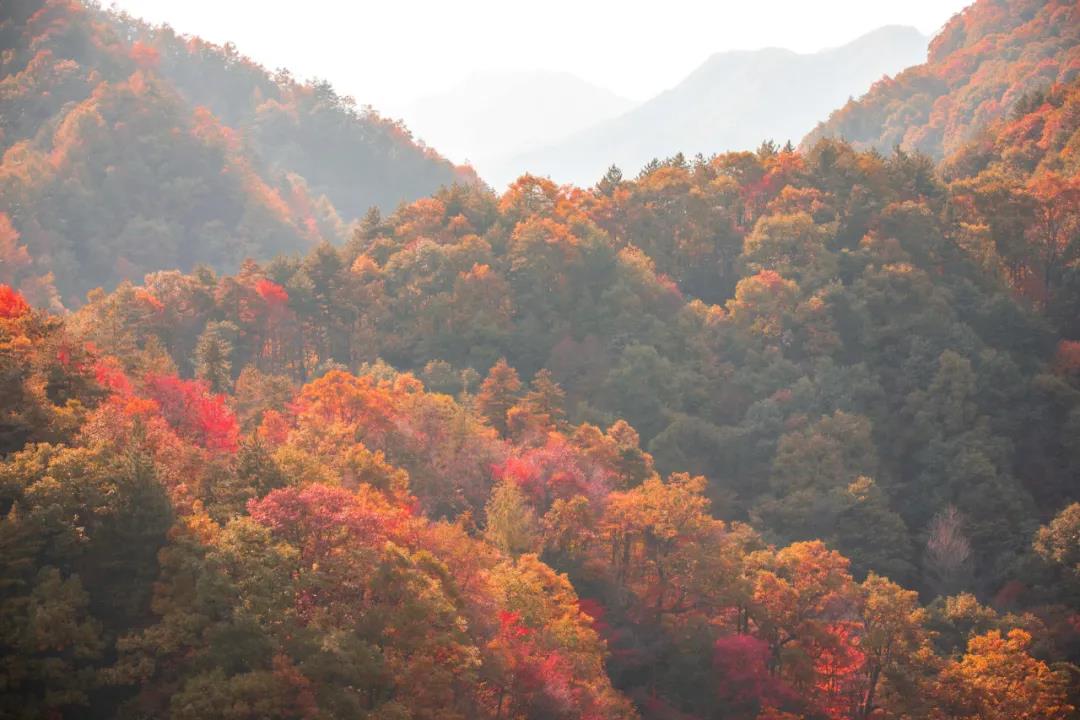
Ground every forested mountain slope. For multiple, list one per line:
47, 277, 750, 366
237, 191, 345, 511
69, 138, 1080, 595
804, 0, 1080, 158
2, 0, 1080, 718
2, 227, 1077, 717
942, 74, 1080, 318
0, 0, 475, 307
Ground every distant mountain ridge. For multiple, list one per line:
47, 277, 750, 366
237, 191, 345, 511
505, 25, 928, 187
404, 70, 635, 188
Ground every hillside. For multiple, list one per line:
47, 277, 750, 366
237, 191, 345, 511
3, 0, 1080, 718
940, 74, 1080, 331
0, 0, 475, 307
404, 70, 635, 188
6, 131, 1077, 719
510, 25, 928, 186
803, 0, 1080, 158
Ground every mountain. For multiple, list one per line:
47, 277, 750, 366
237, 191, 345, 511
803, 0, 1080, 158
4, 0, 1080, 719
509, 25, 928, 187
20, 128, 1079, 717
403, 70, 635, 188
0, 0, 476, 307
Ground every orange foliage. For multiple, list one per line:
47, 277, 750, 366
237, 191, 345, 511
129, 40, 159, 69
0, 285, 31, 319
256, 278, 289, 306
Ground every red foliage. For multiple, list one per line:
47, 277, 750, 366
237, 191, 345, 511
496, 454, 544, 503
810, 623, 864, 719
771, 388, 794, 404
491, 608, 585, 714
143, 374, 240, 452
498, 610, 533, 639
134, 288, 164, 313
270, 654, 319, 719
495, 434, 614, 510
577, 598, 611, 638
93, 357, 134, 395
714, 634, 793, 708
248, 483, 403, 561
0, 285, 31, 319
256, 278, 289, 306
992, 579, 1027, 609
755, 270, 789, 292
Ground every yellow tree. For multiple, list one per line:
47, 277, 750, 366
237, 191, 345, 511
934, 628, 1073, 720
856, 573, 931, 719
747, 541, 859, 696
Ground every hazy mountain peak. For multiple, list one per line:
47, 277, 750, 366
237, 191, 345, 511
832, 23, 926, 49
499, 25, 928, 187
402, 70, 634, 180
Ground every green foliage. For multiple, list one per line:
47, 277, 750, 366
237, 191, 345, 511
194, 322, 237, 393
484, 480, 541, 557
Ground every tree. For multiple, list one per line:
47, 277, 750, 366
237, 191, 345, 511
1034, 502, 1080, 604
484, 479, 541, 557
0, 214, 35, 295
726, 270, 800, 346
597, 472, 731, 626
507, 368, 567, 438
233, 366, 296, 432
597, 165, 624, 197
0, 442, 171, 719
741, 212, 836, 285
924, 506, 974, 598
934, 629, 1073, 720
1034, 502, 1080, 579
0, 567, 103, 718
856, 573, 929, 719
144, 375, 241, 453
754, 413, 913, 582
1027, 174, 1080, 306
748, 541, 857, 687
477, 358, 522, 437
761, 411, 878, 518
194, 321, 237, 393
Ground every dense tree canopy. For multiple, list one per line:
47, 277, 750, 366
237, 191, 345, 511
24, 118, 1078, 717
3, 0, 1080, 717
3, 280, 1076, 719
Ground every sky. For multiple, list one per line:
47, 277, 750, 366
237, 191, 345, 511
108, 0, 971, 117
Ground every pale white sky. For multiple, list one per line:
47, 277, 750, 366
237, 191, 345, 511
108, 0, 970, 117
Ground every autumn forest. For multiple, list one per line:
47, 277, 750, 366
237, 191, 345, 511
1, 0, 1079, 718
